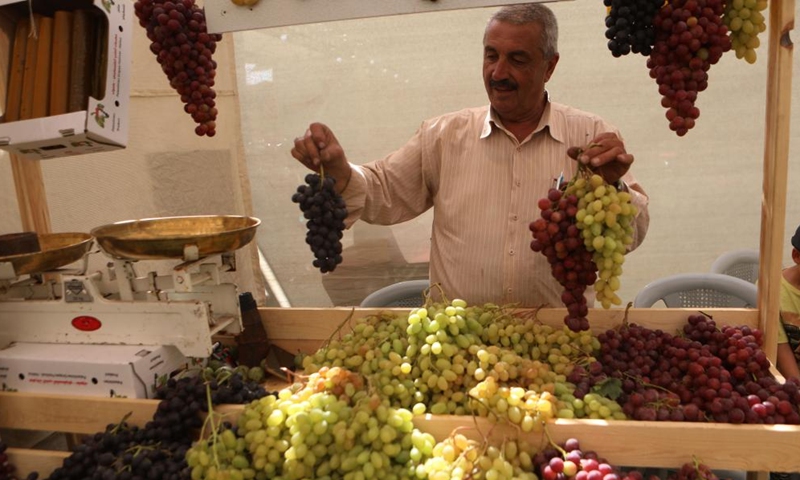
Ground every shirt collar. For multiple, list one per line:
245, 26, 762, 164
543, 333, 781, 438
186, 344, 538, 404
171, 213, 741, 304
480, 91, 565, 144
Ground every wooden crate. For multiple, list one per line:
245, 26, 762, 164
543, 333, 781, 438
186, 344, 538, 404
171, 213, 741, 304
4, 307, 800, 478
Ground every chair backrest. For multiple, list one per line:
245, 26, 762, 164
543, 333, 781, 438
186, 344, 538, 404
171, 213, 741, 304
360, 279, 430, 308
633, 272, 758, 308
710, 249, 760, 284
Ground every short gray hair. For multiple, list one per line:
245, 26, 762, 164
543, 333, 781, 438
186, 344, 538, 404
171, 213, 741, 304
488, 3, 559, 60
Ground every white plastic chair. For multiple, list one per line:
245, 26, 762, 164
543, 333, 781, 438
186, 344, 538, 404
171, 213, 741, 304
633, 272, 758, 308
360, 279, 430, 308
710, 249, 760, 284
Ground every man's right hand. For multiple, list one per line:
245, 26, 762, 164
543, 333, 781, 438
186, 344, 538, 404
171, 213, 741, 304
291, 123, 352, 193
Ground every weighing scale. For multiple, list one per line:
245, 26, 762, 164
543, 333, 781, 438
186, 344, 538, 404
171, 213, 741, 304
0, 215, 261, 358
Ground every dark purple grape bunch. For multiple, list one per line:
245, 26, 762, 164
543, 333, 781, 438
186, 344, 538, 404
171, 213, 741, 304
292, 173, 347, 273
604, 0, 664, 57
133, 0, 222, 137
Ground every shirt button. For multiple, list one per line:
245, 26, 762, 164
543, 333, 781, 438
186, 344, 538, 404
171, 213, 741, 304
509, 249, 515, 255
507, 288, 512, 293
515, 180, 521, 187
511, 215, 518, 221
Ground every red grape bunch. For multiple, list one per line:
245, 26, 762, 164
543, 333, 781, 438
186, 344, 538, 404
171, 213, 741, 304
291, 172, 348, 273
647, 0, 732, 136
668, 458, 725, 480
530, 187, 598, 332
134, 0, 222, 137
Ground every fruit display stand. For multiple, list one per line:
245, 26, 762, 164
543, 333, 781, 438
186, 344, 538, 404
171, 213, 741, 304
4, 306, 800, 478
2, 1, 797, 480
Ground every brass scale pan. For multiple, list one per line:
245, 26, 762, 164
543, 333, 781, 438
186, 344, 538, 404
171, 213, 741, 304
0, 216, 261, 275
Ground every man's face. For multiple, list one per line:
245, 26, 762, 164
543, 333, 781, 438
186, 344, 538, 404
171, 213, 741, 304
483, 20, 559, 123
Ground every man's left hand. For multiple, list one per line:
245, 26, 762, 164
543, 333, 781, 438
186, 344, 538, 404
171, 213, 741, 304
567, 132, 633, 185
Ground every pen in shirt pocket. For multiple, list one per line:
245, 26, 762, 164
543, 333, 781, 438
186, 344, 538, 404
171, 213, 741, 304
553, 171, 565, 190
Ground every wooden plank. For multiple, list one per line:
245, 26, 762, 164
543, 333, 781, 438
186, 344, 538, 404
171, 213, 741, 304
6, 402, 800, 473
0, 392, 156, 434
205, 0, 553, 34
49, 10, 72, 115
4, 17, 27, 122
411, 416, 799, 472
757, 0, 794, 363
31, 16, 53, 119
6, 448, 69, 477
8, 14, 51, 233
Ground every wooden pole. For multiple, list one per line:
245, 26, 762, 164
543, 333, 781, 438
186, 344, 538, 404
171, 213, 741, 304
758, 0, 794, 363
11, 156, 51, 233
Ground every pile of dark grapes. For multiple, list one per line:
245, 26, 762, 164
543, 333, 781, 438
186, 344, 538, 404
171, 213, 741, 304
604, 0, 664, 56
44, 373, 272, 480
0, 441, 38, 480
291, 173, 347, 273
568, 314, 800, 424
647, 0, 731, 136
530, 187, 598, 332
133, 0, 222, 137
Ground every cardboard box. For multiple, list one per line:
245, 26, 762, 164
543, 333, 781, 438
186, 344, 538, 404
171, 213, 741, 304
0, 0, 131, 159
0, 343, 187, 398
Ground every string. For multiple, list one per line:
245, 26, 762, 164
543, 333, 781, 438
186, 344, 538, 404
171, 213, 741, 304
26, 0, 37, 40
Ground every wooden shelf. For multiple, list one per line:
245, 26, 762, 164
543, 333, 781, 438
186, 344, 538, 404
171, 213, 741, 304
205, 0, 550, 34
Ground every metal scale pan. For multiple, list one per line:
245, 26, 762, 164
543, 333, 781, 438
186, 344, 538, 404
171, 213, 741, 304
0, 233, 94, 276
90, 215, 261, 261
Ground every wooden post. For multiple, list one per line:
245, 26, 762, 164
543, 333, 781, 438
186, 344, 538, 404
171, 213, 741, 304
11, 156, 51, 233
758, 0, 794, 363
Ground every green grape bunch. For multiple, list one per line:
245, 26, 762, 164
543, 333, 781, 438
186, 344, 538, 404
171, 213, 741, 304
724, 0, 767, 64
567, 172, 638, 309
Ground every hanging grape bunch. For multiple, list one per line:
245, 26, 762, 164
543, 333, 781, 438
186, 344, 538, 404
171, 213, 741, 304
291, 172, 347, 273
724, 0, 767, 64
530, 185, 597, 332
604, 0, 665, 57
647, 0, 731, 136
133, 0, 222, 137
569, 172, 637, 309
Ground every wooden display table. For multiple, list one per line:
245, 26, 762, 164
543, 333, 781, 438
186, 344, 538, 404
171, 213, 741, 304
4, 307, 800, 477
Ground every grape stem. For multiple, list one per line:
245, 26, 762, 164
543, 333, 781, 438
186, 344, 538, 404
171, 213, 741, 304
543, 425, 568, 459
425, 283, 450, 306
622, 302, 633, 327
200, 381, 223, 469
109, 412, 133, 435
321, 308, 356, 350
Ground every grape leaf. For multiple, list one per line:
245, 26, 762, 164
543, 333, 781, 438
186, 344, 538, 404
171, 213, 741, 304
592, 377, 623, 400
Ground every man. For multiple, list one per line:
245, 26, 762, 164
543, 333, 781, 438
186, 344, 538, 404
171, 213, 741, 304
291, 3, 649, 307
776, 225, 800, 381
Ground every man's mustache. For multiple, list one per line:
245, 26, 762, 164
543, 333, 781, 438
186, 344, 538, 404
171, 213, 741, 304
490, 79, 517, 90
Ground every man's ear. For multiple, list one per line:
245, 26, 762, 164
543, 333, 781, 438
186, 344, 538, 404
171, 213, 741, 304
793, 247, 800, 264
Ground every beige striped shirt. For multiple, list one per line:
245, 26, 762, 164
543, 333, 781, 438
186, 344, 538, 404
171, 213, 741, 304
342, 101, 650, 307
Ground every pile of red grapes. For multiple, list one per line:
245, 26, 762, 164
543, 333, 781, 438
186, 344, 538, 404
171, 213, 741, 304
646, 0, 731, 136
134, 0, 222, 137
568, 314, 800, 424
291, 173, 348, 273
534, 438, 730, 480
530, 187, 598, 332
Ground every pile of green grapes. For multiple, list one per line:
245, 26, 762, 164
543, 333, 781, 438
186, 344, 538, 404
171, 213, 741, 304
184, 298, 632, 479
302, 299, 624, 427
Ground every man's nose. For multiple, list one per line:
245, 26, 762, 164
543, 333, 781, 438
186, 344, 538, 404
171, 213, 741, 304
492, 58, 509, 79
